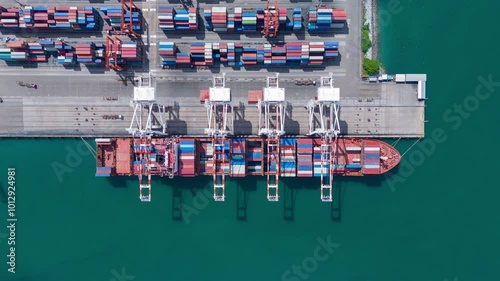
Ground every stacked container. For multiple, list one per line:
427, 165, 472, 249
190, 42, 212, 66
101, 6, 121, 29
204, 42, 213, 65
230, 138, 246, 177
278, 7, 287, 24
242, 11, 256, 32
307, 7, 317, 31
158, 6, 175, 30
241, 46, 257, 65
198, 140, 213, 175
316, 7, 333, 31
332, 9, 347, 28
188, 7, 197, 30
27, 42, 46, 62
324, 41, 339, 58
292, 8, 302, 31
179, 138, 196, 176
0, 48, 11, 61
211, 7, 227, 32
6, 6, 99, 29
203, 8, 212, 30
158, 41, 339, 68
5, 41, 28, 62
95, 167, 112, 177
121, 41, 141, 62
286, 42, 301, 65
175, 52, 190, 65
313, 139, 328, 177
264, 43, 272, 65
124, 7, 141, 32
246, 139, 263, 175
55, 41, 74, 64
300, 42, 309, 65
215, 141, 230, 174
173, 8, 197, 31
271, 45, 286, 65
256, 8, 264, 29
159, 42, 176, 66
297, 139, 313, 177
190, 43, 203, 64
309, 42, 324, 65
75, 43, 95, 64
280, 138, 296, 177
0, 7, 19, 28
234, 8, 242, 31
308, 7, 347, 30
362, 143, 380, 174
227, 11, 234, 32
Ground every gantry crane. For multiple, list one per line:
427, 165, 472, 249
262, 0, 279, 37
307, 73, 340, 202
105, 0, 141, 71
121, 0, 140, 38
204, 73, 233, 201
258, 73, 285, 201
127, 74, 171, 202
105, 36, 124, 71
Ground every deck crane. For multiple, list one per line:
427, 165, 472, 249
105, 0, 140, 71
307, 73, 340, 202
204, 73, 233, 201
258, 73, 285, 201
262, 0, 279, 38
127, 74, 172, 202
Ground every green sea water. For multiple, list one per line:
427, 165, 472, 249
1, 0, 500, 280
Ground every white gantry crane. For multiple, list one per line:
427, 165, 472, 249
127, 74, 169, 202
204, 73, 234, 201
307, 73, 340, 202
258, 73, 285, 202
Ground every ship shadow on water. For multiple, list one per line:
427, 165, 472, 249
106, 176, 133, 188
236, 177, 258, 222
331, 180, 343, 222
281, 178, 318, 222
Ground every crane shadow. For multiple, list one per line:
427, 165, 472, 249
172, 186, 183, 221
236, 177, 258, 221
283, 183, 296, 221
330, 179, 343, 222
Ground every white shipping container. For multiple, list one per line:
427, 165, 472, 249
158, 15, 173, 20
212, 7, 227, 13
309, 56, 323, 60
1, 19, 18, 23
310, 47, 325, 52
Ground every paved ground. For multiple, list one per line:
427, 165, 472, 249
0, 0, 426, 138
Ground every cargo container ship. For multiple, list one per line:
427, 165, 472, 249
95, 137, 400, 201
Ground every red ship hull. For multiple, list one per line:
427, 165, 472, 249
96, 137, 400, 177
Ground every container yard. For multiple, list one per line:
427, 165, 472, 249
0, 0, 426, 203
158, 41, 338, 68
0, 5, 98, 30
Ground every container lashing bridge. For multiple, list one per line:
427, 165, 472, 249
258, 73, 285, 201
127, 74, 172, 202
307, 73, 340, 202
263, 0, 279, 37
204, 73, 234, 202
